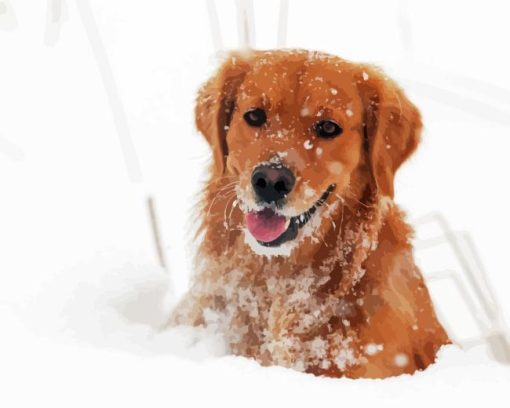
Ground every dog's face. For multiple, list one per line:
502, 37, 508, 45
196, 50, 421, 256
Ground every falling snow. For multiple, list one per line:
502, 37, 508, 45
2, 2, 510, 406
394, 353, 409, 367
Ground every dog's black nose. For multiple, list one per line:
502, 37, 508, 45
251, 164, 295, 204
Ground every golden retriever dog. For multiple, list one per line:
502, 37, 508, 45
170, 49, 450, 378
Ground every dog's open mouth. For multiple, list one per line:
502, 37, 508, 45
244, 184, 336, 247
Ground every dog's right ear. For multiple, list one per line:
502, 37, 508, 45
355, 65, 422, 199
195, 54, 250, 174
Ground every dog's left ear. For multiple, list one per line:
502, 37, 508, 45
195, 54, 250, 175
355, 66, 422, 198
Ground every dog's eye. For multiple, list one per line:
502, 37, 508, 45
243, 108, 267, 127
314, 120, 343, 139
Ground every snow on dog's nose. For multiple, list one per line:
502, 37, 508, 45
251, 164, 295, 205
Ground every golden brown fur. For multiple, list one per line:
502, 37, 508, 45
170, 50, 449, 378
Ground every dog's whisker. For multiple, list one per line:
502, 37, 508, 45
227, 226, 244, 232
223, 195, 239, 253
227, 197, 239, 225
314, 199, 337, 232
211, 175, 238, 185
206, 187, 237, 218
345, 188, 373, 209
335, 192, 359, 212
213, 181, 238, 195
313, 224, 329, 248
223, 194, 238, 230
322, 202, 337, 232
207, 184, 235, 202
215, 186, 238, 200
337, 196, 346, 236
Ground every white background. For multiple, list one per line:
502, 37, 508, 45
1, 1, 510, 407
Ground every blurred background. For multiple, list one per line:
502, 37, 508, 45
1, 1, 509, 406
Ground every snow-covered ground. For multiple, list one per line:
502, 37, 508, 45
1, 1, 510, 406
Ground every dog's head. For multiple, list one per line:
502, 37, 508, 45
196, 50, 421, 256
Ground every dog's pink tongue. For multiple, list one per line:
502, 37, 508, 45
245, 208, 287, 243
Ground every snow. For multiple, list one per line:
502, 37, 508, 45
2, 256, 509, 408
365, 343, 384, 355
394, 353, 410, 368
1, 0, 510, 407
300, 105, 311, 117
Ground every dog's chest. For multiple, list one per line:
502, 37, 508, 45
197, 251, 365, 371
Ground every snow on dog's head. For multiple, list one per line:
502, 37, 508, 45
195, 49, 421, 257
